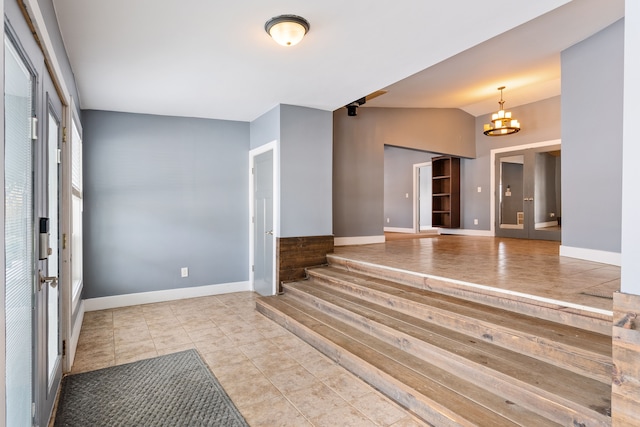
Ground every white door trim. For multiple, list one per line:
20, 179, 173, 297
413, 161, 433, 233
249, 141, 279, 294
490, 139, 561, 235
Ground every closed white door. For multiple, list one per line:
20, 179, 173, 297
253, 149, 275, 296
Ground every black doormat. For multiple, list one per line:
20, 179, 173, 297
54, 349, 248, 427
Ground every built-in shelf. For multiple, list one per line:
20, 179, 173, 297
432, 156, 460, 228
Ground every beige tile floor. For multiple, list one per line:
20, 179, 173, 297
70, 292, 427, 426
336, 235, 620, 311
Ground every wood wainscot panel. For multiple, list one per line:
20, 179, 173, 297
276, 235, 334, 293
612, 291, 640, 426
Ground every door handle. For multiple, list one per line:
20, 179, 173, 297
265, 230, 274, 235
38, 270, 58, 291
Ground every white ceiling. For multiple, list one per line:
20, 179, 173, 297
52, 0, 624, 122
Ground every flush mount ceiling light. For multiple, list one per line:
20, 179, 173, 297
483, 86, 521, 136
265, 15, 310, 46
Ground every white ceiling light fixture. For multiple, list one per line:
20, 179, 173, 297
265, 15, 310, 47
483, 86, 521, 136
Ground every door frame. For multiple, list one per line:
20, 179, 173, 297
249, 141, 279, 294
412, 161, 434, 233
490, 139, 561, 236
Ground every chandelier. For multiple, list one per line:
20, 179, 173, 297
483, 86, 521, 136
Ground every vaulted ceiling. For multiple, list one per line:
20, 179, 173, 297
52, 0, 624, 122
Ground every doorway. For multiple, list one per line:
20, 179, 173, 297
4, 27, 64, 426
413, 162, 432, 232
250, 142, 278, 296
494, 144, 561, 241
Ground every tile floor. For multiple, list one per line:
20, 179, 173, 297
70, 292, 427, 426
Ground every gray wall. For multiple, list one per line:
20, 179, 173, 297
384, 146, 436, 229
334, 107, 475, 238
250, 105, 279, 150
463, 96, 562, 230
280, 105, 333, 237
83, 110, 250, 298
561, 19, 624, 253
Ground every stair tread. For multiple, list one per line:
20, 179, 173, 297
258, 295, 562, 427
286, 280, 611, 414
309, 266, 611, 356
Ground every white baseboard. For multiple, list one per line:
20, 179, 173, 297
384, 227, 414, 233
536, 220, 559, 228
420, 226, 438, 232
437, 228, 494, 237
334, 235, 385, 246
66, 300, 85, 372
560, 245, 621, 266
84, 281, 252, 311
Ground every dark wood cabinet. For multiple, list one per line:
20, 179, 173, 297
432, 156, 460, 228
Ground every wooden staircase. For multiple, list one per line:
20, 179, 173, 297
256, 255, 613, 427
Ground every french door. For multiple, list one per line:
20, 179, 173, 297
495, 145, 562, 241
4, 28, 63, 426
4, 31, 36, 427
34, 71, 64, 427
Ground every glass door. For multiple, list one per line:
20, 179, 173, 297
34, 72, 64, 427
496, 145, 561, 241
4, 33, 36, 427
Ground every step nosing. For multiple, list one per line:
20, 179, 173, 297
303, 278, 611, 354
283, 283, 611, 408
257, 296, 610, 426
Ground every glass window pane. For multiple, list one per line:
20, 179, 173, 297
72, 194, 83, 300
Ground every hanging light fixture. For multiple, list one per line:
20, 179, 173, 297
483, 86, 521, 136
265, 15, 310, 47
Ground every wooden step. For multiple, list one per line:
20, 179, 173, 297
327, 254, 612, 336
257, 295, 564, 427
282, 280, 611, 426
307, 265, 612, 384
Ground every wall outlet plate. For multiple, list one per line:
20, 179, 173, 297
181, 267, 189, 278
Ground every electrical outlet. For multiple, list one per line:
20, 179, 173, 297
181, 267, 189, 278
550, 212, 555, 218
477, 186, 482, 193
386, 218, 390, 223
405, 193, 409, 198
474, 219, 478, 225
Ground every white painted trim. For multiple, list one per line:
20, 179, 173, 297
334, 236, 386, 246
413, 161, 432, 233
65, 300, 84, 372
84, 281, 252, 312
420, 226, 439, 232
490, 139, 561, 234
24, 0, 71, 102
438, 228, 494, 237
560, 245, 621, 266
535, 220, 559, 228
384, 227, 415, 233
249, 141, 279, 296
329, 255, 613, 317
